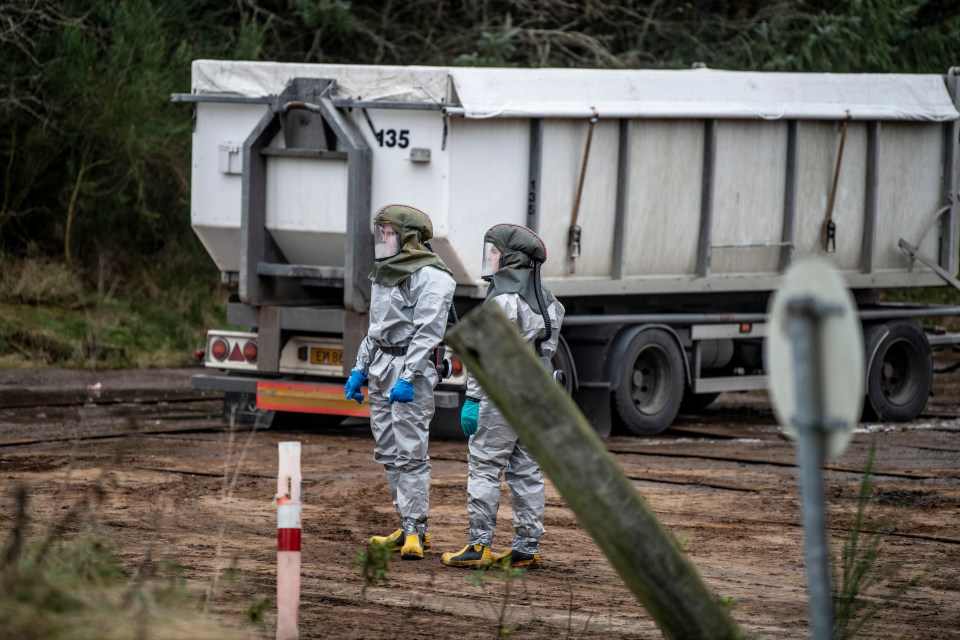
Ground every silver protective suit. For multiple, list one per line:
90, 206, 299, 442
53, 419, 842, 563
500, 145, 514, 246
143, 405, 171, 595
465, 292, 565, 553
353, 265, 456, 536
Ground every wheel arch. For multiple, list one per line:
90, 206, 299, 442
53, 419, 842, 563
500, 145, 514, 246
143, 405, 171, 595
862, 322, 890, 390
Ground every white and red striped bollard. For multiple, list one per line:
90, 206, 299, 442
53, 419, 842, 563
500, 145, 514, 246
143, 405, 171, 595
276, 441, 302, 640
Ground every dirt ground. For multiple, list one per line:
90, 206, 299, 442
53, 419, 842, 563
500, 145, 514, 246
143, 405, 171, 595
1, 365, 959, 639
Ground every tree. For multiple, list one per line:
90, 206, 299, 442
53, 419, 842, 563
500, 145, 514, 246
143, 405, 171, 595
2, 0, 956, 274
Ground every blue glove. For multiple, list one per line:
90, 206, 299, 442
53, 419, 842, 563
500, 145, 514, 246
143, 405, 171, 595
344, 370, 366, 404
388, 378, 415, 404
461, 398, 479, 437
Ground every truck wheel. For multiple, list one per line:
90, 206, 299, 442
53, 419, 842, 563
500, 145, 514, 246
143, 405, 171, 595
280, 412, 346, 429
612, 329, 684, 435
862, 321, 932, 422
430, 405, 466, 440
222, 392, 275, 430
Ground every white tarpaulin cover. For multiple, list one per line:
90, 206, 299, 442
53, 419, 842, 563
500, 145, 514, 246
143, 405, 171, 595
449, 67, 959, 121
191, 60, 958, 122
192, 60, 451, 104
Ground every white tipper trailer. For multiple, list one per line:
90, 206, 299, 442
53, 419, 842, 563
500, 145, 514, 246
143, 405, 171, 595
174, 60, 960, 437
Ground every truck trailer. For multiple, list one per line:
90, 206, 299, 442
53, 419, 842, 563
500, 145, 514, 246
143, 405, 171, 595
174, 60, 960, 437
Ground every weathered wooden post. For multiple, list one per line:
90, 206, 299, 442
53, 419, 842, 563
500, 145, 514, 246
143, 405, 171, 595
276, 441, 302, 640
447, 304, 742, 640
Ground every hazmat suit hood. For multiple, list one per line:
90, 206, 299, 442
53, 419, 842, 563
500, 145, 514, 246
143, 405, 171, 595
482, 224, 554, 314
369, 204, 452, 286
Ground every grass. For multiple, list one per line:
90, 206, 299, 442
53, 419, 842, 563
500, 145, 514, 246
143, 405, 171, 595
350, 541, 395, 600
0, 248, 228, 370
0, 484, 261, 640
465, 558, 605, 639
467, 558, 528, 639
205, 409, 267, 613
832, 436, 931, 639
0, 403, 273, 639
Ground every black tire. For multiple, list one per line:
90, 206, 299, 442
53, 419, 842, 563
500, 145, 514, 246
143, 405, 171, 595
862, 321, 932, 422
277, 412, 346, 430
430, 404, 467, 440
222, 392, 275, 430
612, 328, 685, 435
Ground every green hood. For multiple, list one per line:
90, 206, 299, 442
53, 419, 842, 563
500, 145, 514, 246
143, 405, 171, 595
369, 204, 452, 286
483, 224, 554, 315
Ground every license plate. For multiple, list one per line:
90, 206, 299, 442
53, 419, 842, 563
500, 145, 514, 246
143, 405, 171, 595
310, 347, 343, 366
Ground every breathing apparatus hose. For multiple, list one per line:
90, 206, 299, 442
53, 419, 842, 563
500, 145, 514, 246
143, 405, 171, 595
423, 239, 459, 379
532, 260, 551, 358
425, 240, 459, 327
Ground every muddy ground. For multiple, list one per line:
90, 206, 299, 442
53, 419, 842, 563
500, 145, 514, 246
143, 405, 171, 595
0, 365, 958, 639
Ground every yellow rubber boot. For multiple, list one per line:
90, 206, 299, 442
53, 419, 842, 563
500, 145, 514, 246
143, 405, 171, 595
441, 544, 491, 568
400, 533, 424, 560
490, 548, 541, 569
370, 529, 431, 551
369, 529, 403, 548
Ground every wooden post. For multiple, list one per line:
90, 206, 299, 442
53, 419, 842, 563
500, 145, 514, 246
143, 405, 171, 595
276, 441, 302, 640
447, 305, 743, 640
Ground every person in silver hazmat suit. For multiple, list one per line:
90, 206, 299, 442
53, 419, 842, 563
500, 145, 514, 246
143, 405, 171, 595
344, 204, 456, 560
441, 223, 565, 569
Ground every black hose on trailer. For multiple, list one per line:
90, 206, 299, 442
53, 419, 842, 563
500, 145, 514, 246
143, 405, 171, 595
425, 240, 459, 327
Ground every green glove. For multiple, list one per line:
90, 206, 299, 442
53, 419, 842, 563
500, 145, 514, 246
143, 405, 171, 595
461, 398, 479, 437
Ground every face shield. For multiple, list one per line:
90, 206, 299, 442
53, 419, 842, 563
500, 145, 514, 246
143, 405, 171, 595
481, 242, 502, 279
374, 223, 401, 260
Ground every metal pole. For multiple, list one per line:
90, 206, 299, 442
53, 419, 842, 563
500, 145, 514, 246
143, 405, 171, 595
276, 441, 302, 640
785, 296, 838, 640
696, 119, 716, 278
